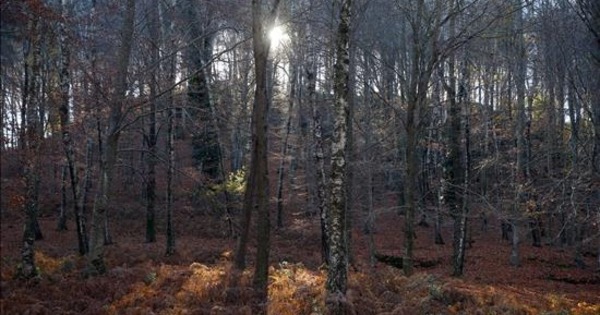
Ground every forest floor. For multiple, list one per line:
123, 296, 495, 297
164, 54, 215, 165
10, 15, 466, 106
1, 203, 599, 314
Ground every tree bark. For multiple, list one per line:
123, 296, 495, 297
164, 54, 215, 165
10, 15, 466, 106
232, 0, 281, 301
161, 0, 177, 256
250, 0, 281, 298
276, 65, 297, 229
326, 0, 352, 313
441, 6, 466, 275
87, 0, 136, 275
306, 63, 330, 265
511, 0, 528, 267
56, 0, 87, 253
145, 0, 160, 244
19, 12, 42, 279
166, 108, 176, 256
57, 165, 68, 231
77, 139, 92, 255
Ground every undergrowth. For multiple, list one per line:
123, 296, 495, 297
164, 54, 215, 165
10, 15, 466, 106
1, 252, 599, 314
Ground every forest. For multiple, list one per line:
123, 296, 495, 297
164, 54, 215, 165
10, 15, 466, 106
1, 0, 599, 314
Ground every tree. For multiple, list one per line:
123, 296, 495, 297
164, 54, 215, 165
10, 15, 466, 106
400, 0, 442, 276
144, 0, 160, 244
276, 64, 297, 229
234, 0, 282, 301
326, 0, 352, 313
162, 0, 177, 257
87, 0, 136, 275
19, 6, 43, 280
441, 0, 467, 276
510, 0, 528, 267
56, 0, 88, 255
187, 0, 222, 180
307, 57, 330, 265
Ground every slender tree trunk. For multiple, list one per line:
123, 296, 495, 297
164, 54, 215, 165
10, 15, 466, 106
276, 65, 297, 229
103, 210, 112, 245
57, 165, 68, 231
457, 58, 471, 276
56, 0, 87, 253
592, 75, 600, 175
145, 120, 157, 243
403, 78, 419, 277
87, 0, 136, 275
509, 219, 520, 266
362, 74, 376, 267
307, 64, 330, 265
402, 0, 433, 277
441, 7, 466, 275
326, 0, 352, 313
166, 108, 176, 256
345, 46, 356, 267
511, 0, 528, 267
233, 166, 256, 269
231, 0, 282, 300
77, 139, 92, 255
232, 64, 258, 265
19, 13, 42, 279
161, 0, 176, 256
250, 0, 282, 298
145, 0, 160, 244
568, 80, 579, 167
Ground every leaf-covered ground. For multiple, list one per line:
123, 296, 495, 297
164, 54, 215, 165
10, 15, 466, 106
1, 206, 599, 315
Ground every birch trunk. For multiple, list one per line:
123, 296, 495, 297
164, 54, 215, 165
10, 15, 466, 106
307, 65, 330, 265
326, 0, 352, 313
19, 13, 42, 279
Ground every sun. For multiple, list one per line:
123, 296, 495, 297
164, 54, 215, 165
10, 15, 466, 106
268, 25, 289, 49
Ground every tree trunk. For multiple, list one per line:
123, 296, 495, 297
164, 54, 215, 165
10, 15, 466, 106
511, 0, 528, 267
77, 139, 92, 255
307, 64, 330, 265
57, 165, 68, 231
145, 0, 160, 244
592, 75, 600, 176
19, 13, 42, 279
345, 44, 357, 267
403, 93, 418, 276
510, 220, 520, 266
276, 65, 297, 229
232, 0, 282, 300
233, 166, 256, 269
363, 75, 376, 267
56, 0, 88, 253
87, 0, 136, 275
402, 0, 434, 277
162, 0, 177, 256
166, 108, 176, 256
442, 7, 467, 275
326, 0, 352, 313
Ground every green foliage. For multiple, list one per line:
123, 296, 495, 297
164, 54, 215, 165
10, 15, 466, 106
207, 167, 247, 197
